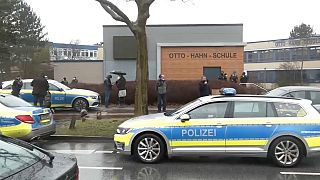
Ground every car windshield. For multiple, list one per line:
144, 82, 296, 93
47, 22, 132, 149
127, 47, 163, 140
165, 99, 201, 116
0, 140, 41, 179
266, 88, 288, 96
51, 80, 71, 90
0, 94, 32, 107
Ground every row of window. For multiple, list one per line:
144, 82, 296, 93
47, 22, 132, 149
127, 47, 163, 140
50, 48, 98, 60
188, 101, 305, 119
247, 69, 320, 83
245, 46, 320, 63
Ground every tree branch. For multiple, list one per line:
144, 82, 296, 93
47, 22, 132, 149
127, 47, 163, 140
96, 0, 134, 31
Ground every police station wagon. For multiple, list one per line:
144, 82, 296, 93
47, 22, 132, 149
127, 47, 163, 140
114, 89, 320, 167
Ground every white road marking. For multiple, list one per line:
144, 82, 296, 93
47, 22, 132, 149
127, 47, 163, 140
79, 166, 123, 170
50, 150, 95, 154
280, 172, 320, 176
94, 150, 114, 154
49, 150, 117, 154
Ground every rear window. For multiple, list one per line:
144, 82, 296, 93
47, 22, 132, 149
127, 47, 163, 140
0, 94, 32, 107
266, 88, 287, 96
0, 140, 41, 179
273, 102, 306, 117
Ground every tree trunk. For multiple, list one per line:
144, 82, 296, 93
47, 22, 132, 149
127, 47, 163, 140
134, 28, 149, 116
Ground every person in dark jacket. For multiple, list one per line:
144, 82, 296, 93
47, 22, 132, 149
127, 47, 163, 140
116, 75, 126, 107
11, 75, 23, 97
31, 74, 49, 107
230, 71, 238, 83
240, 72, 248, 84
156, 74, 167, 113
61, 77, 68, 86
199, 76, 211, 97
104, 75, 113, 108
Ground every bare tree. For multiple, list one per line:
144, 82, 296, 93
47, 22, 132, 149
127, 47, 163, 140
70, 39, 81, 60
96, 0, 154, 115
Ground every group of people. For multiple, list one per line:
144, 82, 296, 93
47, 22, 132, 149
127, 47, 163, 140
218, 71, 248, 84
60, 77, 78, 86
10, 74, 50, 107
104, 74, 127, 108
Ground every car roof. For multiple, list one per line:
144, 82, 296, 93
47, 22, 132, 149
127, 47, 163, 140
273, 86, 320, 91
2, 79, 55, 85
199, 94, 312, 104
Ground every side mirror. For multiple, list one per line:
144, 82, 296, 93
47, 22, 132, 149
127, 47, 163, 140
180, 114, 190, 122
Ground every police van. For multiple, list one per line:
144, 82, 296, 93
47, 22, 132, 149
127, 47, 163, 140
114, 88, 320, 167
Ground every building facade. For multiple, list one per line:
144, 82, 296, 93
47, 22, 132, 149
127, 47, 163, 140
103, 24, 245, 81
50, 43, 102, 61
244, 37, 320, 88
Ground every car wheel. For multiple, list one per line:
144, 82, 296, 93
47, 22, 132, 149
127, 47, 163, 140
73, 98, 89, 111
133, 133, 165, 164
269, 136, 304, 167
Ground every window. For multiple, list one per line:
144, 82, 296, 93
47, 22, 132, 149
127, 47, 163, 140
24, 82, 32, 90
273, 102, 306, 117
233, 101, 267, 118
284, 91, 305, 99
49, 83, 60, 91
188, 102, 228, 119
3, 84, 12, 90
309, 91, 320, 104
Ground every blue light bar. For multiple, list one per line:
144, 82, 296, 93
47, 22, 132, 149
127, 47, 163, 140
220, 88, 236, 95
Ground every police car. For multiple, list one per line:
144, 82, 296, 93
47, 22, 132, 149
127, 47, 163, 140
0, 79, 100, 111
114, 88, 320, 167
0, 94, 55, 141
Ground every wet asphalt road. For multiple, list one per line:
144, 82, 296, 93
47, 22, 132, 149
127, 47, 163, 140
36, 139, 320, 180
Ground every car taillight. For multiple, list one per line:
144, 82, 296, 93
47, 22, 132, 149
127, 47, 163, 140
15, 115, 35, 124
76, 165, 79, 180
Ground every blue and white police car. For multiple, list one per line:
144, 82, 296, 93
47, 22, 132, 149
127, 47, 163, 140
0, 79, 100, 111
114, 88, 320, 167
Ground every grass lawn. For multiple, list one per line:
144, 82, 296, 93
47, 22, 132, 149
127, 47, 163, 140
55, 118, 128, 137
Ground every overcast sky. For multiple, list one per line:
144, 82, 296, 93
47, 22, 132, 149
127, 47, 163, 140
24, 0, 320, 45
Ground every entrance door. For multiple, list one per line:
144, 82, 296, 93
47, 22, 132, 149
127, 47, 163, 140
203, 67, 221, 80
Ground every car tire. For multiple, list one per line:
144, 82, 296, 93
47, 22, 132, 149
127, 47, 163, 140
133, 133, 165, 164
73, 98, 89, 112
268, 136, 304, 167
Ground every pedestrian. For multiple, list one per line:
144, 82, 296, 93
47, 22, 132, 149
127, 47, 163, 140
104, 75, 113, 108
240, 72, 248, 84
223, 73, 228, 81
217, 71, 225, 80
31, 74, 49, 107
71, 77, 78, 85
115, 74, 126, 107
61, 77, 69, 86
156, 74, 167, 113
230, 71, 238, 83
199, 76, 211, 97
11, 75, 23, 97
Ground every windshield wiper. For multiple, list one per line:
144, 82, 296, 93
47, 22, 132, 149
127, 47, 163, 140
0, 135, 55, 164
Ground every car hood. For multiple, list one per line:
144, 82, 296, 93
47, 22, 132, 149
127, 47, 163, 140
120, 113, 173, 128
10, 153, 77, 180
66, 88, 99, 96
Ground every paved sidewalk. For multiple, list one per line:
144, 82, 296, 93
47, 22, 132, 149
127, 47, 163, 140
53, 104, 178, 120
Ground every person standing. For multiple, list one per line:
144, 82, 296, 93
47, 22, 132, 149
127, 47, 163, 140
156, 74, 167, 113
116, 74, 126, 107
71, 77, 78, 85
230, 71, 238, 83
31, 74, 49, 107
104, 75, 113, 108
61, 77, 69, 86
11, 75, 23, 97
199, 76, 211, 97
240, 72, 248, 84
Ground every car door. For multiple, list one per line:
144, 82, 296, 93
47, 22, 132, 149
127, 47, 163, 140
49, 83, 66, 107
170, 101, 229, 154
20, 82, 34, 103
225, 101, 278, 154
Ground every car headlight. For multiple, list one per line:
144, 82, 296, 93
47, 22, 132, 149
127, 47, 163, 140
116, 128, 132, 134
90, 96, 98, 99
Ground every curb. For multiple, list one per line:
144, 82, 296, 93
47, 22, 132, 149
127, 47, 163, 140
45, 135, 113, 141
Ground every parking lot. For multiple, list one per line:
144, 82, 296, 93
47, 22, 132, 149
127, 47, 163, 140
35, 139, 320, 180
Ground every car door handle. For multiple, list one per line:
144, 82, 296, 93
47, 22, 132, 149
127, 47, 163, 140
265, 122, 272, 127
216, 123, 224, 128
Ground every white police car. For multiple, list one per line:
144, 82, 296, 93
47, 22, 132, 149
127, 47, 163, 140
0, 79, 100, 111
114, 88, 320, 167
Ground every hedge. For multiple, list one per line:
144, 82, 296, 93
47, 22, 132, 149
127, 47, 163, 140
69, 80, 263, 105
